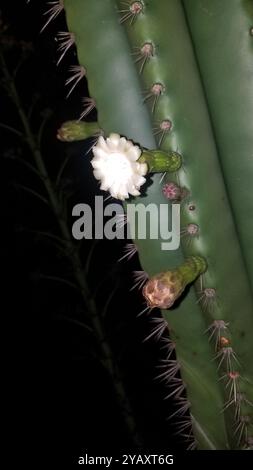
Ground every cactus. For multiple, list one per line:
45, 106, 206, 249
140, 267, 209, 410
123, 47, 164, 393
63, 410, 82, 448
41, 0, 253, 449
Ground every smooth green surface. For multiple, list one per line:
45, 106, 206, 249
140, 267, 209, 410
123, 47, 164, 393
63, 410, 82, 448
63, 0, 253, 448
183, 0, 253, 291
117, 0, 253, 447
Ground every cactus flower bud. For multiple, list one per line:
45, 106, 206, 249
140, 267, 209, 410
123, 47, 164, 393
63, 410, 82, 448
57, 120, 102, 142
91, 133, 182, 200
143, 256, 207, 309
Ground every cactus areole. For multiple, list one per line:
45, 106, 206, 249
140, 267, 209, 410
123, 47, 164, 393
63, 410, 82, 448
48, 0, 253, 450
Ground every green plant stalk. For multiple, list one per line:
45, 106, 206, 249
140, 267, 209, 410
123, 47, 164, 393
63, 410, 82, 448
0, 50, 142, 447
63, 0, 253, 449
183, 0, 253, 292
140, 149, 181, 172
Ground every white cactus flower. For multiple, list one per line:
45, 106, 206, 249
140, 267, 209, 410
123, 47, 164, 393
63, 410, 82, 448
91, 133, 148, 200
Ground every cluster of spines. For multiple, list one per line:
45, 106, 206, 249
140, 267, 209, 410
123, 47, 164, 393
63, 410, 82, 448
114, 0, 253, 448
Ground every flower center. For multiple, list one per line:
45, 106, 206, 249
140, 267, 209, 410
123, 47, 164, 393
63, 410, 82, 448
106, 152, 132, 180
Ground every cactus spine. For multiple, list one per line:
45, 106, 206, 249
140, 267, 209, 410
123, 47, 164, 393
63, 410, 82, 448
48, 0, 253, 449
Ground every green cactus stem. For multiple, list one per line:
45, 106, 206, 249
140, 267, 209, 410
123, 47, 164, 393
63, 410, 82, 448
57, 120, 102, 142
143, 256, 207, 309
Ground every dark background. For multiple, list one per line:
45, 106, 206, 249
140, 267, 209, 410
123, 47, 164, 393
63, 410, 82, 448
1, 0, 186, 464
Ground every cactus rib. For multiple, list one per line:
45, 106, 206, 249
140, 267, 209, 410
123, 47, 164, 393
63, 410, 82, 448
60, 0, 253, 449
183, 0, 253, 292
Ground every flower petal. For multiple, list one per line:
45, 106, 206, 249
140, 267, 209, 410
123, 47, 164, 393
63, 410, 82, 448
136, 162, 148, 175
107, 133, 121, 149
91, 133, 145, 200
